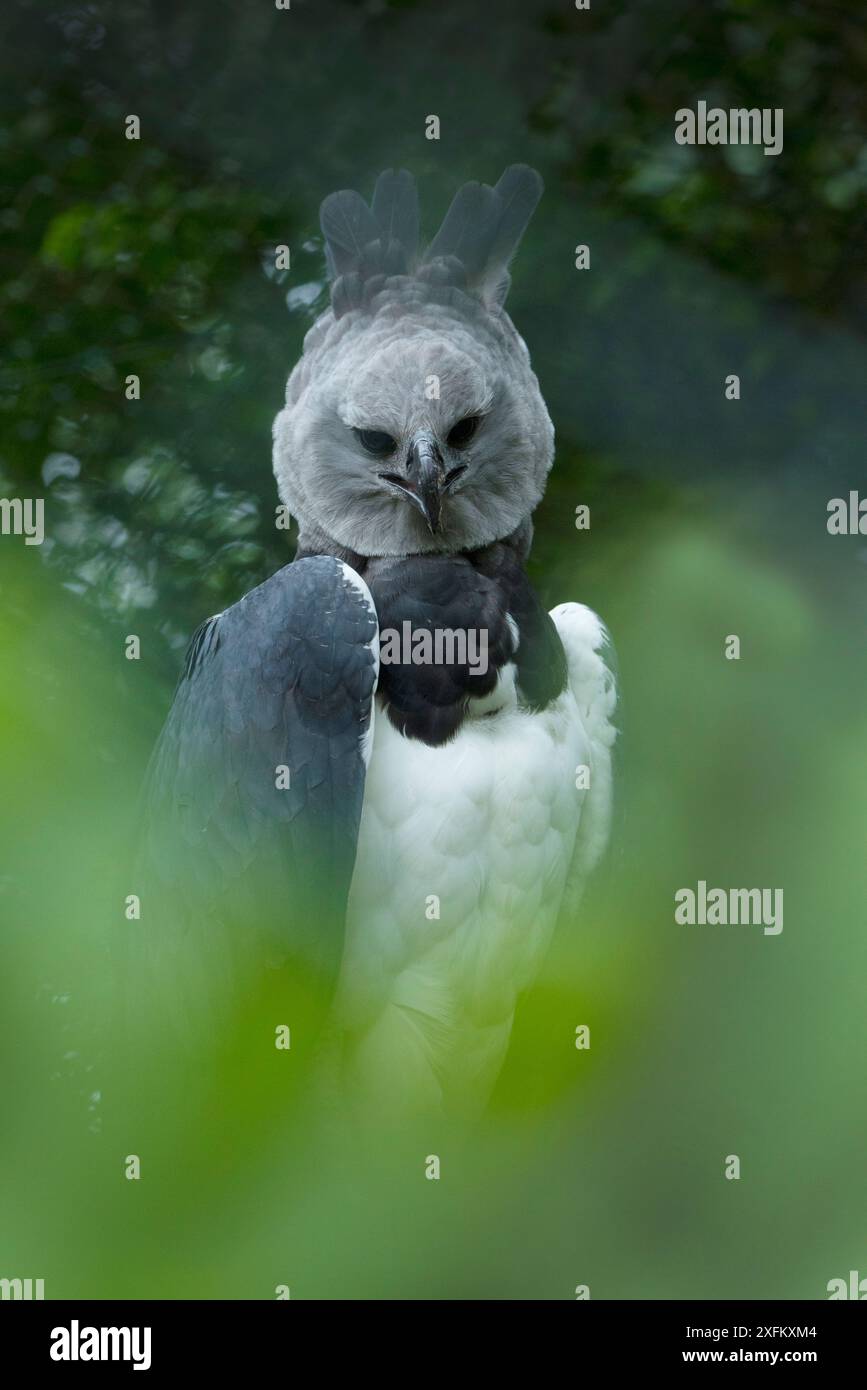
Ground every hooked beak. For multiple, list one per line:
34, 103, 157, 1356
379, 432, 466, 535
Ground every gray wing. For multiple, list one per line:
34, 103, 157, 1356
132, 556, 378, 1051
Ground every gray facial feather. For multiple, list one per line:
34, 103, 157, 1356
273, 167, 554, 559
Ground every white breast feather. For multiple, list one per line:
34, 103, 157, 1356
336, 599, 617, 1115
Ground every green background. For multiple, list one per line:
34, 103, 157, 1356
1, 0, 865, 1299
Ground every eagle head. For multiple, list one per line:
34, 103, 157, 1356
273, 166, 554, 559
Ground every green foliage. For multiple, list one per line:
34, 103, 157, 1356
1, 0, 865, 1300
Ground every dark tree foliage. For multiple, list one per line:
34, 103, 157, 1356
0, 0, 862, 681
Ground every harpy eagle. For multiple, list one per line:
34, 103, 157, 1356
139, 167, 617, 1119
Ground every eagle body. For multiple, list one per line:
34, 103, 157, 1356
337, 573, 615, 1116
139, 165, 618, 1121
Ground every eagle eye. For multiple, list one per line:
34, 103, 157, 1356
447, 415, 480, 449
354, 428, 396, 457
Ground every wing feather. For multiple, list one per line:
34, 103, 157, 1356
132, 557, 379, 1051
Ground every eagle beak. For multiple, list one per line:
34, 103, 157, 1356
407, 432, 445, 534
381, 432, 446, 534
